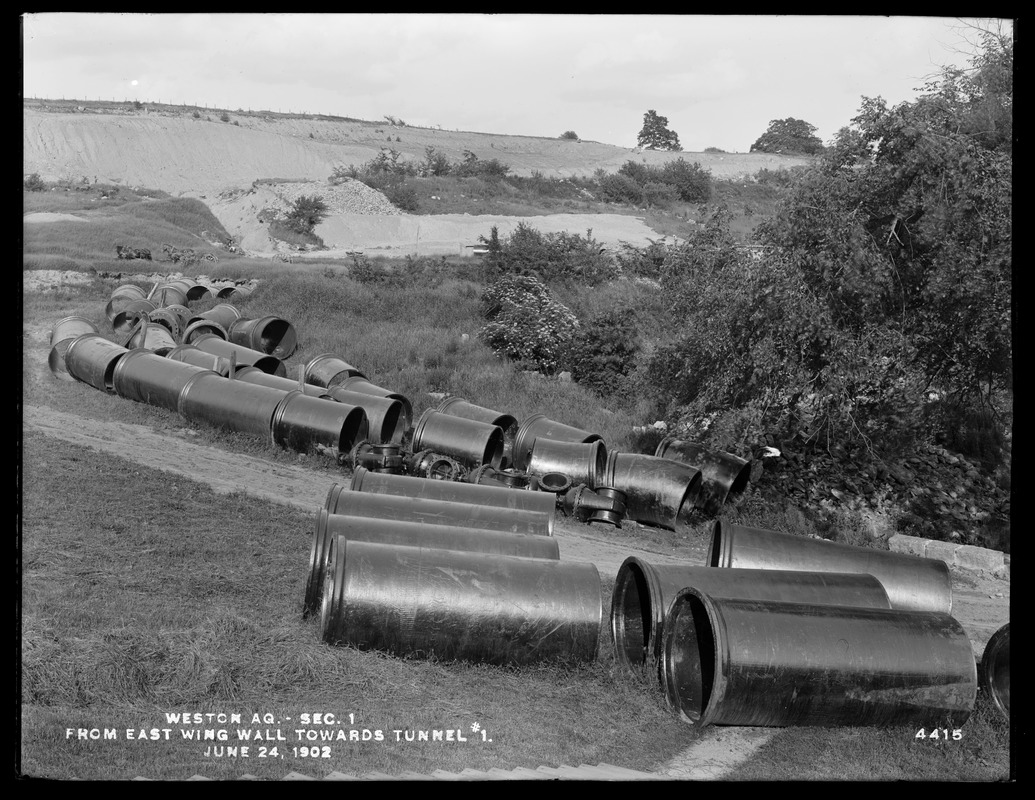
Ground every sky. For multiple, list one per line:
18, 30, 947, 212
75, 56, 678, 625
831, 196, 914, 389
21, 14, 1012, 153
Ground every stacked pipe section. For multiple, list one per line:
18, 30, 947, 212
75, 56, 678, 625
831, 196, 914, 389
306, 473, 601, 666
640, 520, 974, 728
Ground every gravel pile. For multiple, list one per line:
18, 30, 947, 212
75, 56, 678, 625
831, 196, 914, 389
264, 178, 401, 216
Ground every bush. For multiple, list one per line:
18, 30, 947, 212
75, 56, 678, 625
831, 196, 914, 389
24, 173, 45, 192
704, 146, 727, 153
453, 150, 510, 180
284, 194, 329, 234
479, 275, 579, 375
641, 181, 679, 208
560, 131, 579, 140
599, 172, 644, 205
481, 222, 618, 286
660, 158, 712, 202
219, 112, 230, 123
191, 110, 201, 119
568, 309, 641, 397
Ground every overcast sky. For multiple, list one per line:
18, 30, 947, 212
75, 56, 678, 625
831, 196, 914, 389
21, 14, 1011, 153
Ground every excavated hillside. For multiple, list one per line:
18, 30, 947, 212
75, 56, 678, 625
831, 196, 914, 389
24, 102, 815, 257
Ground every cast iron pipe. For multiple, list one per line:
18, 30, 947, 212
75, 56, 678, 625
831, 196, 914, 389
304, 353, 368, 388
147, 308, 186, 341
164, 344, 233, 377
611, 558, 892, 673
187, 303, 242, 332
149, 283, 189, 308
229, 315, 299, 360
437, 395, 518, 463
48, 316, 100, 381
526, 438, 607, 489
654, 438, 752, 516
111, 300, 158, 335
303, 509, 561, 616
603, 451, 702, 531
126, 322, 178, 355
63, 333, 130, 394
192, 334, 287, 376
511, 413, 603, 472
177, 370, 287, 440
560, 485, 627, 526
348, 467, 558, 519
411, 409, 505, 470
320, 539, 601, 665
325, 485, 553, 536
112, 349, 217, 412
979, 622, 1010, 720
164, 279, 212, 303
661, 587, 977, 728
467, 465, 540, 491
709, 520, 953, 614
336, 376, 413, 431
270, 390, 369, 460
217, 284, 252, 300
104, 284, 148, 322
347, 441, 405, 474
230, 365, 332, 398
405, 450, 467, 481
181, 319, 229, 345
327, 387, 406, 444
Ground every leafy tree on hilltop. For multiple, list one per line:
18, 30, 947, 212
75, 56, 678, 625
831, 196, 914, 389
750, 118, 825, 155
637, 110, 682, 151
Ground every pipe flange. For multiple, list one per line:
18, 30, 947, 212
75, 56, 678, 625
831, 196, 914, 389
467, 464, 497, 485
537, 472, 573, 494
586, 487, 628, 528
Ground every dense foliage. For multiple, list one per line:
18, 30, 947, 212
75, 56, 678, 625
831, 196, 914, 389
479, 274, 580, 375
636, 110, 682, 151
648, 30, 1012, 465
750, 117, 825, 155
478, 223, 617, 286
284, 194, 329, 234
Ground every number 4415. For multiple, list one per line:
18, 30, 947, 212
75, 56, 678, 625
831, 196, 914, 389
916, 728, 963, 740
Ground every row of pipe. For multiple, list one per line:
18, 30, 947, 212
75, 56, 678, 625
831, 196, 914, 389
611, 520, 979, 728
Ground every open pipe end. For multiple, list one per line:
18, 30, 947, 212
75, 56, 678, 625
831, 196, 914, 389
661, 588, 718, 726
610, 559, 654, 670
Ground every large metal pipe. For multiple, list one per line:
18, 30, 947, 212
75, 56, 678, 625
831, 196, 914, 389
181, 319, 229, 345
304, 353, 367, 388
326, 387, 405, 444
303, 510, 561, 616
654, 438, 752, 516
177, 370, 287, 440
411, 409, 505, 470
187, 303, 242, 332
104, 284, 148, 322
661, 587, 977, 728
112, 349, 217, 412
149, 283, 189, 308
126, 322, 178, 355
436, 395, 518, 463
709, 520, 953, 614
163, 279, 212, 303
62, 333, 130, 394
270, 390, 369, 459
48, 316, 100, 381
336, 376, 413, 431
164, 344, 233, 376
191, 334, 287, 376
229, 315, 298, 360
325, 485, 553, 536
147, 308, 186, 341
511, 413, 603, 472
111, 300, 158, 335
320, 539, 601, 665
979, 622, 1010, 720
611, 558, 892, 672
230, 365, 332, 398
349, 468, 558, 519
526, 438, 607, 489
603, 451, 702, 530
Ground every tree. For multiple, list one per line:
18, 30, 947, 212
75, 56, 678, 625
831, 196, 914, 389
559, 131, 579, 140
750, 118, 825, 155
637, 110, 682, 151
284, 195, 329, 234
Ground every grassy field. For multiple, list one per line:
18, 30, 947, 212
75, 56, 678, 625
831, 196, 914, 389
21, 186, 1011, 781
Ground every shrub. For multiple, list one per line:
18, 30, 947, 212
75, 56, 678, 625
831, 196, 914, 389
560, 131, 579, 140
641, 181, 679, 208
219, 112, 230, 123
568, 309, 641, 397
704, 146, 727, 153
24, 173, 45, 192
479, 275, 579, 375
418, 146, 452, 177
453, 150, 510, 180
599, 172, 644, 205
284, 194, 329, 234
192, 110, 201, 119
660, 158, 712, 202
480, 222, 618, 286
